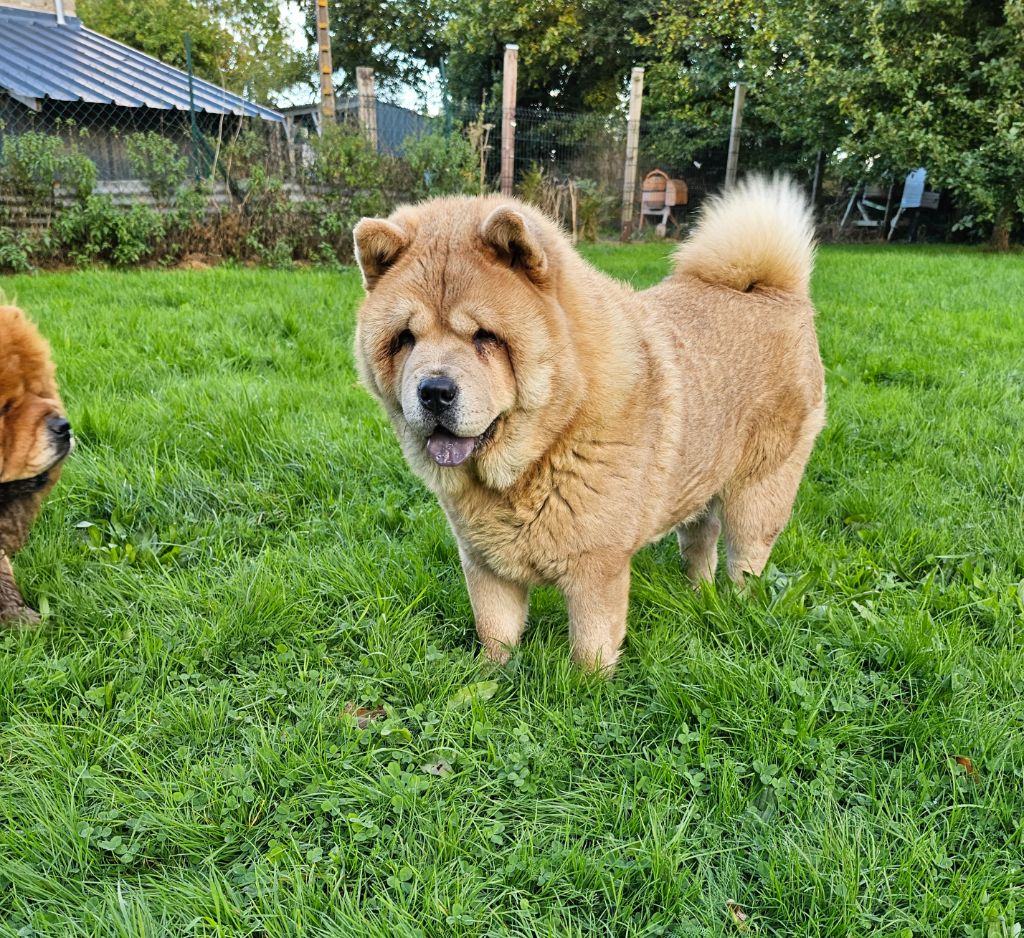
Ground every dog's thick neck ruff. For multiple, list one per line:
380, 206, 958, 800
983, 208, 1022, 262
0, 471, 51, 506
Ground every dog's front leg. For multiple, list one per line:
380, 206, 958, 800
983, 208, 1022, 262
0, 554, 39, 626
459, 549, 529, 664
563, 555, 631, 673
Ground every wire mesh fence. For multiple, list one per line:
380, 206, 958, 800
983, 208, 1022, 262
441, 100, 803, 238
0, 80, 883, 272
0, 89, 789, 223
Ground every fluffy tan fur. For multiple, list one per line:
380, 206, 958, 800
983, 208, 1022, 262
353, 177, 825, 671
0, 305, 69, 624
673, 176, 817, 294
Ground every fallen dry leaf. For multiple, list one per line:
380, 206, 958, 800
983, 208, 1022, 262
343, 703, 387, 729
954, 755, 979, 779
726, 900, 750, 932
421, 759, 453, 777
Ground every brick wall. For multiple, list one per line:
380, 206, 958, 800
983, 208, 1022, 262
0, 0, 77, 18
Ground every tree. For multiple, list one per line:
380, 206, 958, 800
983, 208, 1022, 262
814, 0, 1024, 248
640, 0, 765, 171
308, 0, 450, 97
444, 0, 655, 111
641, 0, 852, 179
317, 0, 653, 110
645, 0, 1024, 246
77, 0, 313, 105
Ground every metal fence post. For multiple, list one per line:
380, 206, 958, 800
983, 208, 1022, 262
440, 57, 452, 137
724, 81, 746, 191
620, 66, 644, 241
810, 148, 826, 214
500, 44, 518, 196
183, 32, 202, 179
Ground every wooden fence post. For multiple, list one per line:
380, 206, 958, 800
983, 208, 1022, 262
724, 81, 746, 191
500, 44, 519, 196
315, 0, 335, 128
356, 67, 378, 149
620, 66, 645, 241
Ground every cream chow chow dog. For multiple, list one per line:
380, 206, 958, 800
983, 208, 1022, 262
353, 176, 825, 671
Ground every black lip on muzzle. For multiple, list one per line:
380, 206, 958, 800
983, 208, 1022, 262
475, 415, 501, 451
54, 434, 73, 461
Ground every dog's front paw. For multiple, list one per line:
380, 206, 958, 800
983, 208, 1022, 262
0, 605, 41, 628
480, 640, 514, 666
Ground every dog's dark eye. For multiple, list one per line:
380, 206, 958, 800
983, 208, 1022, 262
474, 329, 500, 348
391, 329, 415, 355
0, 401, 10, 417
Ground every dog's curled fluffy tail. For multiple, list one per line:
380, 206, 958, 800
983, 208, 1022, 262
672, 175, 815, 295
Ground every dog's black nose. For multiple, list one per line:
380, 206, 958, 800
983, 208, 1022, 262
418, 376, 458, 415
47, 415, 71, 439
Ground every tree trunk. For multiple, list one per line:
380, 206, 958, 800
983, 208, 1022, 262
989, 205, 1012, 251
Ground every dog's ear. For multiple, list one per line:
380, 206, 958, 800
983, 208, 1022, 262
353, 218, 409, 290
480, 207, 548, 284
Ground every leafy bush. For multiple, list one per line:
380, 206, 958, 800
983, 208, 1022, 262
54, 195, 165, 267
0, 131, 97, 217
307, 210, 359, 264
0, 119, 497, 270
295, 123, 407, 264
219, 127, 271, 183
308, 123, 384, 194
125, 131, 188, 205
402, 127, 480, 200
0, 226, 34, 273
232, 165, 296, 266
575, 178, 613, 241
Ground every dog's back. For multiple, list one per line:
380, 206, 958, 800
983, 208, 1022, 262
642, 175, 824, 450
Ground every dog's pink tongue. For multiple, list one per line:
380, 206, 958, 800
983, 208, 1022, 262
427, 429, 477, 466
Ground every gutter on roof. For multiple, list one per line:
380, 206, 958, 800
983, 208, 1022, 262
8, 91, 41, 110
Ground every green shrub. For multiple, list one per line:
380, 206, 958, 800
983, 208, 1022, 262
152, 183, 212, 262
0, 225, 34, 273
54, 195, 165, 267
402, 127, 480, 200
517, 163, 546, 207
296, 123, 405, 264
235, 165, 297, 265
0, 120, 493, 270
312, 207, 354, 267
0, 131, 97, 216
125, 131, 188, 205
308, 123, 394, 218
575, 178, 614, 242
219, 127, 270, 182
308, 124, 381, 192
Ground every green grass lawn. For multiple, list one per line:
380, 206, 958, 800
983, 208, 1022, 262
0, 244, 1022, 937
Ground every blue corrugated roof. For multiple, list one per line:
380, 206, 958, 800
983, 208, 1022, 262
0, 7, 282, 121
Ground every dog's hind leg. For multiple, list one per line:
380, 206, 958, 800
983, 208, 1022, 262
676, 500, 721, 586
720, 418, 821, 587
